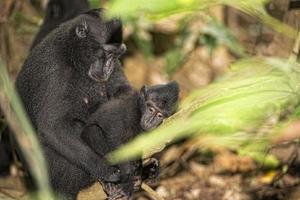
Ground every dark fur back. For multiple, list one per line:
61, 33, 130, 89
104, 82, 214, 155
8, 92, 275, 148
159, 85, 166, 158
31, 0, 90, 49
88, 91, 142, 145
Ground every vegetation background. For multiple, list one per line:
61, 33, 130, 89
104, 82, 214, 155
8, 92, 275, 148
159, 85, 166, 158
1, 0, 300, 199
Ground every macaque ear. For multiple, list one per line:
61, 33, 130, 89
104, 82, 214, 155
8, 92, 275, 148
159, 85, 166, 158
76, 21, 89, 38
140, 85, 148, 99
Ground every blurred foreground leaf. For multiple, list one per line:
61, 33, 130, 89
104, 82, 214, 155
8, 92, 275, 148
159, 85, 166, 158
89, 0, 101, 8
109, 57, 300, 166
107, 0, 296, 38
0, 59, 54, 200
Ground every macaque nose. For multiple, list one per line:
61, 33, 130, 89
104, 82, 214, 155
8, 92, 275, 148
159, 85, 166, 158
143, 122, 155, 131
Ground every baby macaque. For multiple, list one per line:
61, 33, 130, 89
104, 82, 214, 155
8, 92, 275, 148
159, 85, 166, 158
81, 81, 179, 199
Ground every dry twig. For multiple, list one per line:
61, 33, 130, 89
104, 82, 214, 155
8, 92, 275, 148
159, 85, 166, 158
141, 183, 165, 200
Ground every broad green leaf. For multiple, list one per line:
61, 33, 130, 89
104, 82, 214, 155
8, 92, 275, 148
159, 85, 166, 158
107, 0, 296, 38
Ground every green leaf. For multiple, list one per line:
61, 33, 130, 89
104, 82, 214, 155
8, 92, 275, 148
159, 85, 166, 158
107, 0, 296, 38
132, 29, 154, 59
165, 48, 185, 75
89, 0, 101, 8
201, 19, 245, 57
200, 33, 218, 56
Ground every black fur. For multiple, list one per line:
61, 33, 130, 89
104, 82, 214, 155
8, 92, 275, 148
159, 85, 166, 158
16, 9, 132, 199
0, 0, 90, 177
81, 82, 179, 199
0, 129, 12, 176
31, 0, 90, 49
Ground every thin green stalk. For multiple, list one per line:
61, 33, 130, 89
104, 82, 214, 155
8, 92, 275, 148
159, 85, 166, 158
0, 59, 54, 200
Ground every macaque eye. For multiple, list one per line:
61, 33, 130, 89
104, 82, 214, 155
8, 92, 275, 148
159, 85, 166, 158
157, 112, 164, 119
148, 107, 155, 114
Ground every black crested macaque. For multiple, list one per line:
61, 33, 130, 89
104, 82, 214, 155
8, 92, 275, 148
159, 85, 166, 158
31, 0, 90, 49
81, 81, 180, 200
16, 9, 132, 199
0, 0, 90, 176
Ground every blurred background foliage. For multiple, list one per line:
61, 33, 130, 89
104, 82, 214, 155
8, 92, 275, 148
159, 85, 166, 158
2, 0, 300, 199
106, 0, 300, 164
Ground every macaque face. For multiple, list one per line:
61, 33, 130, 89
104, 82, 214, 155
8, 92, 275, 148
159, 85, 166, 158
140, 100, 166, 131
73, 11, 126, 82
139, 82, 179, 131
88, 43, 126, 81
